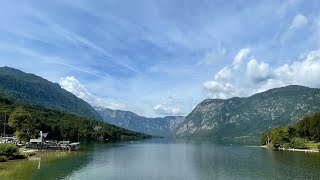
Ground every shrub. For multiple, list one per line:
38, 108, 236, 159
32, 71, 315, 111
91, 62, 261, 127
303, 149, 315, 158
14, 154, 26, 159
0, 143, 19, 157
0, 156, 8, 162
290, 138, 308, 149
317, 144, 320, 150
22, 152, 36, 157
283, 143, 290, 149
7, 156, 14, 160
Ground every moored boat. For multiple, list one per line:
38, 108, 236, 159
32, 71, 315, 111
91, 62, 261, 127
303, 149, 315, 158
68, 142, 80, 151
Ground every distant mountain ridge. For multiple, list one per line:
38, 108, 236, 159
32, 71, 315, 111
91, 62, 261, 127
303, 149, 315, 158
174, 85, 320, 141
0, 66, 102, 120
95, 107, 184, 137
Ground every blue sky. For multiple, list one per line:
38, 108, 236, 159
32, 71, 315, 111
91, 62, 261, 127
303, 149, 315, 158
0, 0, 319, 117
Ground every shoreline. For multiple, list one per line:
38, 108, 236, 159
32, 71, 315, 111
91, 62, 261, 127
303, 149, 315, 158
261, 145, 319, 153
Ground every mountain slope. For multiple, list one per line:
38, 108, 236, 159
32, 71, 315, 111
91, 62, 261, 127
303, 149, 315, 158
0, 66, 102, 120
95, 107, 184, 137
174, 85, 320, 141
0, 96, 151, 141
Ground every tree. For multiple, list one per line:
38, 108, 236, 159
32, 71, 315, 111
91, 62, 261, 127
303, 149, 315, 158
8, 106, 36, 141
295, 116, 312, 139
260, 132, 270, 145
270, 127, 289, 148
310, 112, 320, 141
287, 126, 297, 138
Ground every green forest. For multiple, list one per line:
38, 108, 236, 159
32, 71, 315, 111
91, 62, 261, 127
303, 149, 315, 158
0, 96, 152, 142
260, 112, 320, 149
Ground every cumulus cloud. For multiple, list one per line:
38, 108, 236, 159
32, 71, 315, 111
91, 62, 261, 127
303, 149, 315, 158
203, 81, 237, 99
153, 97, 182, 116
60, 76, 126, 110
203, 49, 320, 99
246, 59, 274, 83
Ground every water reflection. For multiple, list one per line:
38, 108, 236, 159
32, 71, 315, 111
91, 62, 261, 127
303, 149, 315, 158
2, 140, 320, 180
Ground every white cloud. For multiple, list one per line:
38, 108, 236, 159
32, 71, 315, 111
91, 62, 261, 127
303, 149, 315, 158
214, 67, 232, 80
246, 59, 274, 83
107, 102, 127, 110
203, 49, 320, 99
153, 97, 182, 116
282, 13, 308, 42
59, 76, 127, 110
203, 81, 237, 99
289, 14, 308, 30
232, 48, 251, 70
59, 76, 95, 102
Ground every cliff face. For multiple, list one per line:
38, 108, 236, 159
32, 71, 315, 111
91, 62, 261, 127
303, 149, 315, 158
174, 85, 320, 140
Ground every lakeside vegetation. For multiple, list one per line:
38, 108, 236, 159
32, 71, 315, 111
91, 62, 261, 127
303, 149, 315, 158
0, 96, 152, 144
0, 143, 35, 162
260, 112, 320, 150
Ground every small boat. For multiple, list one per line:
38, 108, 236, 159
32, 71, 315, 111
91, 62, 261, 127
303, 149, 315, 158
68, 142, 80, 151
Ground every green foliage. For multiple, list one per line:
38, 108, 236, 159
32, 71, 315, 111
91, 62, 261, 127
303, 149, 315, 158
0, 67, 102, 120
283, 143, 290, 149
287, 126, 297, 138
0, 156, 8, 162
289, 138, 308, 149
317, 144, 320, 150
260, 133, 270, 145
0, 143, 19, 157
260, 112, 320, 149
270, 127, 289, 148
8, 106, 36, 141
0, 96, 152, 142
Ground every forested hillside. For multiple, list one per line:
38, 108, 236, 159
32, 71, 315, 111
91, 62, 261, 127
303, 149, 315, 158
0, 96, 151, 142
0, 67, 102, 120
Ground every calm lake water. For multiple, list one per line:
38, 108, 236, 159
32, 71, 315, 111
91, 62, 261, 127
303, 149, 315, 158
1, 139, 320, 180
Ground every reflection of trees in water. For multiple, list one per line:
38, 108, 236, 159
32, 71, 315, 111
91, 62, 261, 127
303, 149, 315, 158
29, 150, 91, 180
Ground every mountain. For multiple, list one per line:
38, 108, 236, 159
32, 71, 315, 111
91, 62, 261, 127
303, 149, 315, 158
0, 66, 102, 120
0, 96, 151, 141
174, 85, 320, 141
95, 107, 185, 137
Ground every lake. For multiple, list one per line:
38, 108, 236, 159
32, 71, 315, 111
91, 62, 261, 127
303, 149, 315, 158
1, 139, 320, 180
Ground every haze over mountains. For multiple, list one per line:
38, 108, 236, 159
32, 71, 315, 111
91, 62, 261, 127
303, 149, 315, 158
2, 67, 320, 141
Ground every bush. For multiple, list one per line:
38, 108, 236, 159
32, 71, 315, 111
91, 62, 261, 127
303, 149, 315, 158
0, 143, 19, 157
7, 156, 14, 160
290, 138, 308, 149
0, 156, 8, 162
14, 154, 26, 159
284, 143, 290, 149
22, 152, 36, 157
317, 144, 320, 150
